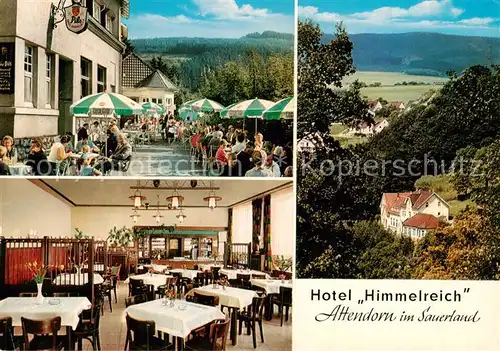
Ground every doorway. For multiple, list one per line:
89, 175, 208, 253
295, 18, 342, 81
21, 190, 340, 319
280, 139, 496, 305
58, 58, 74, 135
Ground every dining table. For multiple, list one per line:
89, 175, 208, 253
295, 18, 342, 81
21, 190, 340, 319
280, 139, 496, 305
125, 299, 225, 351
187, 285, 257, 345
125, 273, 173, 291
0, 296, 92, 350
251, 279, 293, 320
8, 163, 31, 176
169, 268, 200, 280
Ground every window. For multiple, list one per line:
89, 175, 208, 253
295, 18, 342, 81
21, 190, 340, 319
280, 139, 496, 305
93, 2, 101, 20
105, 14, 113, 31
438, 202, 441, 207
24, 45, 34, 103
81, 57, 91, 98
438, 212, 441, 216
426, 202, 429, 207
46, 54, 53, 107
110, 85, 116, 93
158, 98, 163, 105
97, 65, 106, 93
152, 98, 157, 103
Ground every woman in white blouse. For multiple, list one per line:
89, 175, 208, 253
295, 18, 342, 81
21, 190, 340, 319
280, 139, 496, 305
47, 135, 73, 175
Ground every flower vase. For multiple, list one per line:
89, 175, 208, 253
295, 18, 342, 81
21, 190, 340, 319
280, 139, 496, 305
36, 283, 44, 305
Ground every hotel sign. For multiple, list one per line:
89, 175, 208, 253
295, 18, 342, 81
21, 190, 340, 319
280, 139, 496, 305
0, 43, 15, 94
64, 2, 88, 34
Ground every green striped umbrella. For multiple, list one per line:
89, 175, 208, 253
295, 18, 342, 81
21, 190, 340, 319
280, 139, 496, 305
70, 92, 143, 116
224, 98, 275, 119
262, 96, 295, 120
187, 98, 224, 113
178, 99, 198, 111
220, 103, 238, 119
142, 102, 166, 115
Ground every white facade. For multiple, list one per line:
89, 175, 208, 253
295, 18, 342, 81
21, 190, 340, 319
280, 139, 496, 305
0, 0, 126, 139
123, 86, 175, 107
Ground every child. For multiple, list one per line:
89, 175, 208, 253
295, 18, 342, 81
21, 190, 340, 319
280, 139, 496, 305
80, 145, 101, 176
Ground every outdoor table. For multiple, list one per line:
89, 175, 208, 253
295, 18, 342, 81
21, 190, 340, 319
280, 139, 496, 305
219, 268, 271, 280
9, 164, 31, 176
188, 285, 257, 345
0, 296, 92, 350
125, 273, 173, 291
169, 269, 199, 280
53, 273, 104, 285
125, 299, 225, 351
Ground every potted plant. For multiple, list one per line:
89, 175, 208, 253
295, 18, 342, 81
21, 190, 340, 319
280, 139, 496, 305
273, 255, 292, 274
26, 261, 47, 305
74, 228, 89, 239
107, 226, 134, 249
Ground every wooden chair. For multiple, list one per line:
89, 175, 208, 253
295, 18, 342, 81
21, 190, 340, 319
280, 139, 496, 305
185, 317, 231, 351
125, 294, 148, 308
72, 300, 103, 351
19, 292, 37, 297
211, 267, 221, 281
21, 316, 68, 351
193, 292, 219, 307
129, 279, 149, 297
0, 316, 24, 350
101, 276, 114, 313
125, 314, 170, 351
238, 295, 266, 348
271, 286, 292, 326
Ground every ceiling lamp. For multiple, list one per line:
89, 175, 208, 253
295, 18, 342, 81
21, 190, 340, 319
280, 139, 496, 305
129, 189, 147, 209
166, 190, 184, 210
203, 188, 222, 210
130, 210, 140, 224
152, 194, 163, 224
176, 209, 187, 224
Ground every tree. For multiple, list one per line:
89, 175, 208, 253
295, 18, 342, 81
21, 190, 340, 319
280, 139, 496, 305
122, 37, 135, 57
412, 210, 499, 280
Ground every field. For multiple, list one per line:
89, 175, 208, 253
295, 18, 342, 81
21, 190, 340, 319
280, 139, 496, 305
342, 71, 449, 104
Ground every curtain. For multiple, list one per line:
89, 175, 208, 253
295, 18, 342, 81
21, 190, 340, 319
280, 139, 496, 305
231, 202, 252, 245
252, 199, 263, 253
270, 188, 294, 258
263, 195, 271, 270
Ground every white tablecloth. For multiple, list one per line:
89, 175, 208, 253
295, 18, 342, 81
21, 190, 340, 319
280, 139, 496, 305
125, 274, 172, 290
0, 297, 91, 330
53, 273, 104, 285
9, 164, 31, 176
189, 286, 256, 310
219, 269, 270, 280
143, 264, 169, 272
125, 299, 225, 338
250, 279, 293, 295
199, 264, 222, 271
169, 269, 200, 280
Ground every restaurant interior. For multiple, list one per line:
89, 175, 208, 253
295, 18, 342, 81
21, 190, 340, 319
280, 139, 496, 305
0, 178, 293, 350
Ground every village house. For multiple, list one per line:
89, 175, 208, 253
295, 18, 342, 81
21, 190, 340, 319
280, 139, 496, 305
122, 52, 177, 113
368, 100, 383, 113
390, 101, 406, 110
347, 118, 389, 136
0, 0, 129, 141
380, 189, 450, 239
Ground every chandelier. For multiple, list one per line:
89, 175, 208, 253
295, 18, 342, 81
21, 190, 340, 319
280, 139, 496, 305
152, 195, 164, 224
166, 189, 184, 210
203, 182, 222, 210
130, 209, 140, 223
129, 189, 146, 209
176, 209, 187, 224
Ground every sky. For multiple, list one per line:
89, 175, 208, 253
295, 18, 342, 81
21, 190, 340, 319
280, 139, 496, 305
125, 0, 295, 39
299, 0, 500, 37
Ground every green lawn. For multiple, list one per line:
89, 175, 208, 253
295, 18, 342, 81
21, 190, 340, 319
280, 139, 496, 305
360, 85, 442, 104
330, 123, 348, 135
343, 71, 449, 86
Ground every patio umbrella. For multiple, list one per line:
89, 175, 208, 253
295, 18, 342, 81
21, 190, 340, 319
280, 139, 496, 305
70, 92, 143, 116
262, 96, 295, 120
224, 98, 275, 132
220, 103, 237, 119
142, 102, 166, 116
186, 98, 224, 113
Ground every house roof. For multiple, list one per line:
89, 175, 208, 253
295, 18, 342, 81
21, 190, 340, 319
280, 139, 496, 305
391, 101, 405, 107
382, 189, 438, 215
122, 53, 177, 91
136, 70, 178, 91
403, 213, 440, 229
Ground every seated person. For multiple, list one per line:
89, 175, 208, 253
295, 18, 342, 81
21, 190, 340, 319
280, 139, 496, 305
105, 128, 118, 157
26, 138, 49, 176
75, 137, 100, 153
245, 150, 272, 177
99, 133, 132, 174
215, 140, 229, 166
2, 135, 18, 164
231, 133, 246, 154
235, 142, 254, 176
284, 166, 293, 177
80, 157, 102, 176
47, 135, 73, 175
0, 146, 10, 175
77, 123, 89, 141
264, 155, 281, 177
64, 133, 74, 153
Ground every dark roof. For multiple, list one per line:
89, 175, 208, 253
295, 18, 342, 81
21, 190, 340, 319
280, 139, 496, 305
136, 70, 177, 91
122, 53, 177, 91
403, 213, 440, 230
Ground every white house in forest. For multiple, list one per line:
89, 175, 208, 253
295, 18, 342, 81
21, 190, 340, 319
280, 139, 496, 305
380, 189, 450, 239
347, 119, 389, 136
